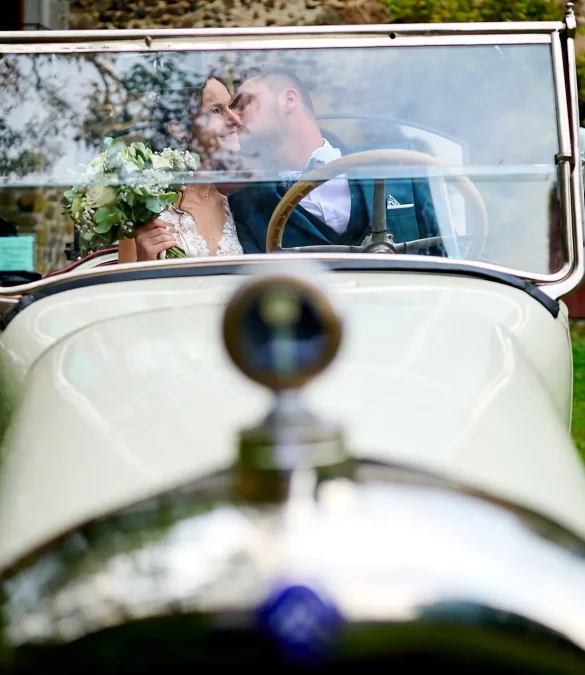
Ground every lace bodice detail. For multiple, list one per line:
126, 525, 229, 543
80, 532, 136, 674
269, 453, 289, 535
158, 198, 243, 258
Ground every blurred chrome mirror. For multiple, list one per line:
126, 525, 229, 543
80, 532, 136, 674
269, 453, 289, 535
222, 269, 342, 393
222, 267, 351, 498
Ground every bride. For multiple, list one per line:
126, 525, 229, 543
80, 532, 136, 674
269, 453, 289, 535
118, 76, 243, 263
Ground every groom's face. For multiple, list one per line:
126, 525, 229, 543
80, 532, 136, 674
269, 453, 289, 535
231, 76, 286, 160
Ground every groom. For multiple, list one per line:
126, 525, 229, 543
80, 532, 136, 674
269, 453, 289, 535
228, 67, 446, 256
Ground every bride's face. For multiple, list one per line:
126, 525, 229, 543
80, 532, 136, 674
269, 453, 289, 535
192, 78, 241, 157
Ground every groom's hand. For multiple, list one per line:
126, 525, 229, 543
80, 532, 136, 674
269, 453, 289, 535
135, 219, 177, 261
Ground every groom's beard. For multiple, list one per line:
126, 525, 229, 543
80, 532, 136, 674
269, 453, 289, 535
238, 111, 287, 168
239, 130, 283, 165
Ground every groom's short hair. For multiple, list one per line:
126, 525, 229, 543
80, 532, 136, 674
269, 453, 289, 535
236, 67, 315, 116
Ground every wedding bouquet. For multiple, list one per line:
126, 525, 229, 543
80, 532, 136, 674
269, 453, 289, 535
62, 137, 200, 258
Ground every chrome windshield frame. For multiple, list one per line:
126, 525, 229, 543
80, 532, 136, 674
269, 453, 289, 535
0, 19, 581, 300
0, 32, 557, 54
0, 22, 567, 46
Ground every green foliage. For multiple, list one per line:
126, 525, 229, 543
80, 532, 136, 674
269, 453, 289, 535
381, 0, 478, 23
571, 321, 585, 462
576, 52, 585, 125
480, 0, 564, 21
381, 0, 564, 24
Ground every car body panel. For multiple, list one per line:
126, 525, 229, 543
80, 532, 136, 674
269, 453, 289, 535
0, 271, 583, 571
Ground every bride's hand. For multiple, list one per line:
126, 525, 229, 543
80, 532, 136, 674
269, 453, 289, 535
135, 219, 177, 261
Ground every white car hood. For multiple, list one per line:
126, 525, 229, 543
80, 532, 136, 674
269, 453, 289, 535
0, 271, 584, 568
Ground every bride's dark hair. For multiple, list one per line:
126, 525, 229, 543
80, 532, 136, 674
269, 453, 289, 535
147, 75, 230, 154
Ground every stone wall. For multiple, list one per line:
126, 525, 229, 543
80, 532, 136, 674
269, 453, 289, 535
67, 0, 390, 30
69, 0, 585, 31
0, 189, 73, 275
67, 0, 585, 46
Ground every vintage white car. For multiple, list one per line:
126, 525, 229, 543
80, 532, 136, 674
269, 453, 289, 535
1, 4, 585, 671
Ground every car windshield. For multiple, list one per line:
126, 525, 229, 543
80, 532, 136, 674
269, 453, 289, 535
0, 37, 567, 279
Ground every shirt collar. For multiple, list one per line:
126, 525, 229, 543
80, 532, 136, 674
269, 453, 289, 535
311, 139, 342, 164
278, 139, 342, 178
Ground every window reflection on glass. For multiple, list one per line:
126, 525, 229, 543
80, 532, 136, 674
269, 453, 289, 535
0, 44, 562, 276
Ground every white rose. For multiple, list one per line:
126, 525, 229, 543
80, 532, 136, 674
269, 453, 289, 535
86, 185, 116, 208
121, 159, 140, 174
71, 194, 83, 217
152, 155, 172, 170
88, 152, 107, 173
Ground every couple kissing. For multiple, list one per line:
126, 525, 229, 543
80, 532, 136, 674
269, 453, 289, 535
118, 67, 444, 263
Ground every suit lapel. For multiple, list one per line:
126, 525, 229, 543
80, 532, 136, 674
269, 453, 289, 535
338, 179, 372, 246
360, 179, 374, 227
275, 183, 341, 246
261, 152, 381, 249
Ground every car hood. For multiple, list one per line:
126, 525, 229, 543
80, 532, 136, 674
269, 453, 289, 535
0, 271, 584, 568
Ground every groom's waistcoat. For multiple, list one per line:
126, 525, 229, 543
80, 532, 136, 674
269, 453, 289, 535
228, 145, 446, 256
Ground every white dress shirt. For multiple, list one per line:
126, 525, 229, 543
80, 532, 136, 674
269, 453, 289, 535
282, 140, 352, 235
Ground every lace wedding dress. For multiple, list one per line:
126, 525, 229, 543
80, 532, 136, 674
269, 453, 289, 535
157, 197, 243, 258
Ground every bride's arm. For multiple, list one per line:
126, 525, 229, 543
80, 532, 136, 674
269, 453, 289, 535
117, 238, 137, 263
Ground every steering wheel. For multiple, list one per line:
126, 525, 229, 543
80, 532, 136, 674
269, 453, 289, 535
266, 149, 488, 259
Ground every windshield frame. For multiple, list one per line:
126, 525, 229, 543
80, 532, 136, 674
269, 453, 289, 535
0, 19, 581, 300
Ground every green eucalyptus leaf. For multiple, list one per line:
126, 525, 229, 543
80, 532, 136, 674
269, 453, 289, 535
145, 197, 163, 213
94, 221, 114, 234
94, 205, 122, 233
134, 207, 152, 224
160, 192, 179, 204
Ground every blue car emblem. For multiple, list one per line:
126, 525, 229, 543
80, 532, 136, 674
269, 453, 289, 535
257, 583, 343, 663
